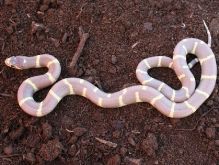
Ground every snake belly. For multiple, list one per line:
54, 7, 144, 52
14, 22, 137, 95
14, 38, 217, 118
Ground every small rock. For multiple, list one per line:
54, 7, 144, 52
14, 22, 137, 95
73, 127, 87, 137
23, 152, 36, 163
93, 59, 100, 65
9, 126, 24, 140
68, 145, 77, 156
211, 118, 217, 124
111, 55, 117, 64
141, 133, 158, 157
92, 111, 104, 122
179, 149, 184, 155
109, 67, 117, 74
3, 145, 13, 155
144, 22, 153, 31
207, 100, 214, 106
205, 127, 216, 139
85, 69, 92, 76
50, 38, 60, 47
39, 139, 63, 161
50, 0, 58, 7
43, 0, 51, 5
112, 130, 121, 138
6, 26, 13, 34
120, 147, 127, 156
42, 123, 52, 139
40, 4, 49, 12
124, 157, 141, 165
0, 0, 3, 6
215, 140, 219, 146
31, 21, 45, 34
210, 18, 219, 36
170, 118, 181, 126
107, 154, 121, 165
5, 0, 16, 6
69, 135, 78, 144
112, 120, 124, 129
62, 32, 68, 43
128, 136, 136, 146
214, 151, 219, 159
154, 160, 159, 164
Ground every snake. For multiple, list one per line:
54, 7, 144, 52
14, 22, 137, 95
4, 21, 217, 118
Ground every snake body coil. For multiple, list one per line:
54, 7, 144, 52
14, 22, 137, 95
5, 24, 217, 118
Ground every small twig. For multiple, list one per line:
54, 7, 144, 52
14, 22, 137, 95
131, 41, 140, 49
131, 130, 141, 134
1, 41, 5, 51
65, 128, 74, 133
76, 3, 88, 19
0, 154, 21, 159
68, 26, 89, 74
95, 137, 117, 148
0, 68, 4, 74
176, 107, 217, 131
0, 93, 14, 97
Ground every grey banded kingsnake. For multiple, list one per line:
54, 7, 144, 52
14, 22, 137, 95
5, 21, 217, 118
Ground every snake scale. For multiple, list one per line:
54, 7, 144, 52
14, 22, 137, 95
5, 21, 217, 118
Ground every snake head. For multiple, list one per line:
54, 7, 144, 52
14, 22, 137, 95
5, 56, 26, 69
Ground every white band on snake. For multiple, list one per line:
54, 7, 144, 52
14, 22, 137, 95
5, 21, 217, 118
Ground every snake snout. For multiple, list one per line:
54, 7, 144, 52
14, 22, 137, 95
5, 57, 12, 67
4, 56, 21, 69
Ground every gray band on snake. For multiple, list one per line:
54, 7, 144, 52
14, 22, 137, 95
5, 21, 217, 118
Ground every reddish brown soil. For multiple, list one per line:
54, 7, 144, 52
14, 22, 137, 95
0, 0, 219, 164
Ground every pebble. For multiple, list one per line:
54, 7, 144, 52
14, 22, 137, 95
42, 123, 52, 139
50, 38, 60, 47
215, 140, 219, 146
210, 17, 219, 36
111, 55, 117, 64
40, 4, 49, 12
128, 136, 136, 146
68, 144, 77, 156
73, 127, 87, 137
43, 0, 51, 5
141, 133, 158, 157
207, 100, 214, 106
5, 0, 16, 6
144, 22, 153, 31
205, 127, 216, 139
31, 21, 45, 34
124, 157, 141, 165
120, 147, 127, 156
106, 154, 121, 165
154, 160, 159, 164
62, 32, 68, 43
109, 67, 117, 74
69, 135, 78, 144
93, 59, 100, 66
39, 139, 63, 161
6, 26, 13, 34
9, 126, 24, 140
170, 118, 181, 126
3, 145, 13, 155
0, 0, 3, 6
112, 130, 121, 138
23, 152, 36, 163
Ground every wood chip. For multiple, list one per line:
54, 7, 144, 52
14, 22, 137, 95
95, 137, 117, 148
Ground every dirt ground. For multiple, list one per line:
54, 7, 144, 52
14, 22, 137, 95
0, 0, 219, 164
